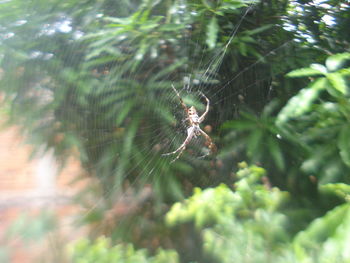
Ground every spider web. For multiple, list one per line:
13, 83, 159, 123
3, 0, 300, 253
70, 0, 295, 236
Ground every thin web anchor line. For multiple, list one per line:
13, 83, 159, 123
202, 6, 253, 83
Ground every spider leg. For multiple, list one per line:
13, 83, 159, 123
199, 128, 216, 154
162, 127, 195, 163
172, 85, 188, 113
171, 84, 192, 127
198, 92, 210, 123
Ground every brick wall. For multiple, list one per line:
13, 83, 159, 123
0, 125, 87, 262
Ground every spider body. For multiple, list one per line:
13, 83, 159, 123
188, 106, 200, 125
162, 85, 215, 163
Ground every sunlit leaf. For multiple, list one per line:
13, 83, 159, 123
320, 183, 350, 200
103, 16, 132, 24
139, 16, 163, 31
287, 67, 325, 78
326, 53, 350, 72
206, 16, 219, 49
310, 63, 328, 74
293, 203, 350, 262
218, 0, 252, 11
276, 78, 327, 125
68, 237, 179, 263
135, 39, 149, 61
327, 72, 348, 95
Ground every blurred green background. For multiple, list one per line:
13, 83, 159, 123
0, 0, 350, 262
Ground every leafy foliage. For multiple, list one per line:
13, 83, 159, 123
222, 102, 288, 173
277, 53, 350, 183
1, 0, 350, 262
284, 0, 350, 53
69, 237, 179, 263
293, 202, 350, 263
166, 163, 290, 262
69, 164, 350, 262
167, 164, 350, 262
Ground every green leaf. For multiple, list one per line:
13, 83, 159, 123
268, 136, 285, 171
320, 183, 350, 200
147, 58, 186, 83
276, 78, 327, 125
327, 72, 348, 95
245, 24, 273, 35
326, 53, 350, 72
338, 124, 350, 167
310, 63, 328, 74
206, 16, 219, 50
238, 42, 247, 56
159, 23, 185, 31
294, 203, 349, 244
103, 16, 132, 25
201, 0, 214, 10
115, 101, 135, 125
240, 111, 258, 122
287, 67, 325, 78
293, 203, 350, 261
122, 116, 139, 159
135, 39, 149, 61
218, 1, 246, 11
139, 21, 159, 31
247, 129, 263, 158
240, 36, 256, 43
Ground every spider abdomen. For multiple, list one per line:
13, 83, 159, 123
189, 112, 200, 124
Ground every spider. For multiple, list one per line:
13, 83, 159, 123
162, 85, 216, 163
